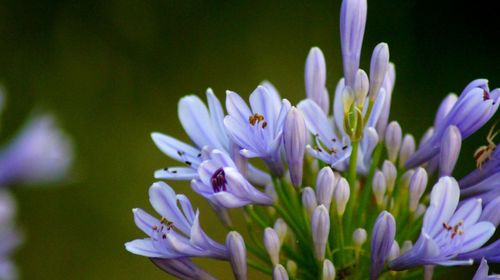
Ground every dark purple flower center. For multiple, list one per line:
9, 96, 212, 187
211, 168, 227, 193
483, 90, 490, 101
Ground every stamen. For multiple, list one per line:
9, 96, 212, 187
211, 168, 227, 193
249, 113, 266, 127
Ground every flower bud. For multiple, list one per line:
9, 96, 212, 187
286, 260, 297, 278
370, 211, 396, 280
266, 183, 278, 202
226, 231, 247, 280
369, 42, 390, 101
273, 218, 288, 245
372, 171, 386, 206
284, 107, 307, 187
399, 134, 415, 169
312, 205, 330, 261
439, 125, 461, 177
302, 187, 318, 218
335, 178, 350, 216
322, 259, 336, 280
387, 241, 400, 262
264, 228, 281, 266
353, 228, 367, 248
408, 167, 428, 212
340, 0, 367, 87
382, 160, 397, 193
316, 167, 337, 210
419, 127, 434, 148
305, 47, 329, 114
342, 87, 355, 113
273, 264, 289, 280
353, 69, 369, 106
401, 240, 413, 255
385, 121, 402, 162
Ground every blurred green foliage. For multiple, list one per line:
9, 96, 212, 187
0, 0, 498, 279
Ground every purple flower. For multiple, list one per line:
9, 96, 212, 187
125, 182, 228, 260
472, 259, 499, 280
0, 115, 73, 187
191, 149, 273, 208
305, 47, 329, 114
224, 85, 291, 175
457, 239, 500, 263
406, 80, 500, 168
0, 191, 22, 280
460, 147, 500, 189
460, 172, 500, 205
390, 177, 495, 270
151, 257, 216, 280
370, 211, 396, 280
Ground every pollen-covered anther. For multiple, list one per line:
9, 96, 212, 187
249, 113, 266, 127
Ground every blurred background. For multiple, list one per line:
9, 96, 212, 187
0, 0, 498, 279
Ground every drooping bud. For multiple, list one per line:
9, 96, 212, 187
353, 69, 369, 106
372, 171, 386, 206
283, 107, 307, 187
322, 259, 336, 280
387, 241, 400, 262
434, 93, 458, 128
334, 178, 350, 216
311, 205, 330, 261
370, 211, 396, 280
408, 167, 428, 212
264, 228, 281, 266
286, 260, 297, 278
439, 125, 461, 177
226, 231, 247, 280
353, 228, 367, 248
401, 240, 413, 255
302, 187, 318, 218
273, 218, 288, 245
399, 134, 415, 169
273, 264, 289, 280
305, 47, 330, 114
340, 0, 368, 87
382, 160, 397, 193
385, 121, 402, 162
316, 167, 337, 210
369, 43, 390, 101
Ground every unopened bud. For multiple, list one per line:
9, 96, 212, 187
273, 218, 288, 246
385, 121, 402, 162
273, 264, 289, 280
335, 178, 350, 216
312, 205, 330, 261
439, 125, 461, 177
434, 93, 458, 128
370, 211, 396, 280
305, 47, 329, 114
264, 228, 281, 266
400, 169, 414, 190
286, 260, 297, 278
284, 107, 307, 187
226, 231, 247, 280
302, 187, 318, 218
369, 43, 390, 101
401, 240, 413, 254
387, 241, 400, 262
353, 228, 367, 248
409, 167, 428, 212
342, 87, 355, 113
372, 171, 386, 206
414, 203, 426, 220
382, 160, 397, 193
399, 134, 415, 169
322, 259, 336, 280
353, 69, 369, 106
316, 167, 337, 210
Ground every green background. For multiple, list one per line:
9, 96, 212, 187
0, 0, 498, 279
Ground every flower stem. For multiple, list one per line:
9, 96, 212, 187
358, 143, 383, 223
347, 140, 359, 188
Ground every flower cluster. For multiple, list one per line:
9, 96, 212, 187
126, 0, 499, 278
0, 87, 74, 280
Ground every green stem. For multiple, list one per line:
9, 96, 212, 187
245, 206, 269, 228
347, 140, 359, 187
358, 143, 383, 223
247, 259, 273, 275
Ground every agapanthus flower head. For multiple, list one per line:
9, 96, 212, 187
127, 0, 500, 278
